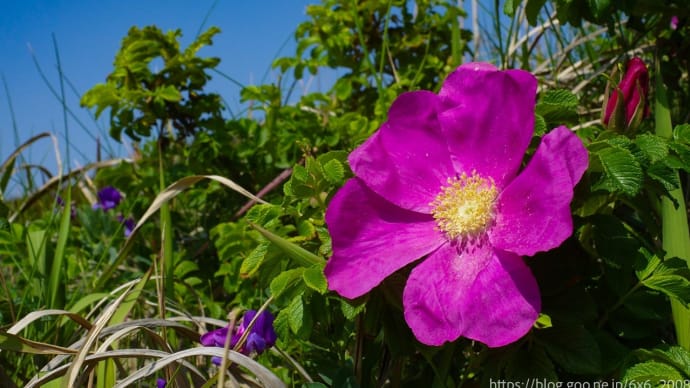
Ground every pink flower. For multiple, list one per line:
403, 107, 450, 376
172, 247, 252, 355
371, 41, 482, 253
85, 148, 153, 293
602, 57, 650, 132
324, 63, 588, 347
671, 15, 679, 30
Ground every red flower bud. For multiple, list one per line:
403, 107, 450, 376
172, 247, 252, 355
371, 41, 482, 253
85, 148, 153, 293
602, 57, 650, 132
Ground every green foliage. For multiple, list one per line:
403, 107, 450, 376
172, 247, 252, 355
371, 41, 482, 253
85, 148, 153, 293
81, 26, 223, 142
3, 0, 690, 385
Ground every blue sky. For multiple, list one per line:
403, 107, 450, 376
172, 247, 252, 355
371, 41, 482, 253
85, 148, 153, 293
0, 1, 316, 187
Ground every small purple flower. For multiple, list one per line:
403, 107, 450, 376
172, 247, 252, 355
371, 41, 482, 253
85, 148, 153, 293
671, 15, 679, 30
156, 378, 167, 388
117, 214, 136, 237
201, 310, 277, 363
93, 186, 122, 211
324, 62, 588, 347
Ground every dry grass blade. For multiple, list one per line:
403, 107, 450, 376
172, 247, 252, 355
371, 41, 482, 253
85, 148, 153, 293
40, 318, 200, 374
8, 158, 132, 222
114, 347, 286, 388
6, 309, 92, 335
26, 349, 204, 388
130, 175, 267, 239
0, 132, 52, 174
62, 280, 137, 387
97, 174, 269, 288
0, 332, 78, 356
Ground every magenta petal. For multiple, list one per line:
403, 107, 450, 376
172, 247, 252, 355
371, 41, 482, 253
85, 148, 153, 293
491, 126, 588, 256
349, 91, 455, 213
325, 179, 445, 299
403, 243, 540, 347
438, 63, 537, 187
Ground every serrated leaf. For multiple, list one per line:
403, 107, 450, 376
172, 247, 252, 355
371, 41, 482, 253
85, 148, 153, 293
635, 134, 668, 163
270, 268, 305, 300
303, 264, 327, 294
273, 310, 290, 340
636, 346, 690, 377
536, 89, 579, 118
534, 114, 547, 136
622, 361, 684, 382
287, 296, 305, 334
239, 242, 269, 277
322, 159, 345, 184
297, 220, 316, 238
341, 299, 366, 320
643, 274, 690, 307
648, 161, 681, 192
292, 164, 310, 183
594, 146, 643, 196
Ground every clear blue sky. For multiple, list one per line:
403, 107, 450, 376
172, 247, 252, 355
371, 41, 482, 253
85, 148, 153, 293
0, 0, 316, 189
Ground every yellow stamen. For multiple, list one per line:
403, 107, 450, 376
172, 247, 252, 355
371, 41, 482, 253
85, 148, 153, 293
430, 172, 498, 240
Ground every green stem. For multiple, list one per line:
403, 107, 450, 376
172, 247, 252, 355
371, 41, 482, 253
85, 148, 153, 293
655, 59, 690, 350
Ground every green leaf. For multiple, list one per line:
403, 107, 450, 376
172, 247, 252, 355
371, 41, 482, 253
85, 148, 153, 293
269, 268, 305, 300
239, 242, 269, 277
287, 295, 305, 334
536, 89, 579, 121
643, 274, 690, 307
249, 222, 324, 267
322, 159, 345, 184
273, 309, 290, 340
156, 85, 181, 102
635, 346, 690, 377
648, 161, 681, 192
535, 313, 553, 329
526, 0, 548, 25
593, 146, 643, 196
673, 123, 690, 144
341, 299, 366, 320
303, 264, 327, 294
635, 133, 668, 163
539, 325, 601, 374
534, 114, 547, 136
503, 0, 520, 16
622, 361, 684, 383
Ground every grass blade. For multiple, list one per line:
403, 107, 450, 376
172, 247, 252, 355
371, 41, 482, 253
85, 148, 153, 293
49, 188, 70, 309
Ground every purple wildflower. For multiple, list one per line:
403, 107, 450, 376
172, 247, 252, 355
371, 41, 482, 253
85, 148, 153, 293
117, 214, 136, 237
201, 310, 277, 363
156, 378, 166, 388
93, 186, 122, 211
671, 15, 679, 30
323, 62, 588, 347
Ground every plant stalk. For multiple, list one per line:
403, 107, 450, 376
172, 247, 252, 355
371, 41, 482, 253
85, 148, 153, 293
655, 60, 690, 350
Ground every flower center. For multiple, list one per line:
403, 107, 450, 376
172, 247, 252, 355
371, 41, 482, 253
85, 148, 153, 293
430, 172, 498, 240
